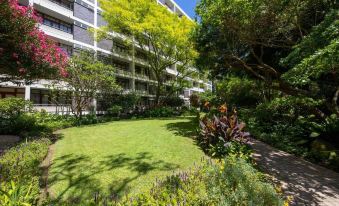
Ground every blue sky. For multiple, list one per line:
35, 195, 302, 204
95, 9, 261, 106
174, 0, 199, 19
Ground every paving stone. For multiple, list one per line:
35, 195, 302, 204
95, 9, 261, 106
250, 139, 339, 206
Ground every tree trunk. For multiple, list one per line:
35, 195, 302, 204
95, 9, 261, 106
155, 81, 161, 106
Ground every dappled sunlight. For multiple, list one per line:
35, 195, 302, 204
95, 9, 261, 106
48, 118, 204, 202
250, 140, 339, 205
165, 117, 197, 138
49, 152, 179, 202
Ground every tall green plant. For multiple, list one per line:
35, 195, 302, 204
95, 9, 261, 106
199, 104, 251, 157
98, 0, 197, 104
52, 51, 119, 119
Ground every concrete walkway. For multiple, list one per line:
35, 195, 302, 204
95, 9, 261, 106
250, 139, 339, 206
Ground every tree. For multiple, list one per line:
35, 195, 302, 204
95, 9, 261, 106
52, 52, 119, 119
281, 10, 339, 115
194, 0, 337, 117
98, 0, 197, 104
0, 0, 68, 84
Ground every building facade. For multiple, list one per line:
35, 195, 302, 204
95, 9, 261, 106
0, 0, 212, 112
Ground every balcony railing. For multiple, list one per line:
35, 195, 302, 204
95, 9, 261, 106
112, 45, 131, 57
49, 0, 73, 10
33, 104, 72, 114
135, 90, 149, 95
115, 69, 132, 78
135, 73, 149, 80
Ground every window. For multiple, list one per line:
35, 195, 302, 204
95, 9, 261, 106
113, 42, 129, 54
31, 89, 51, 105
50, 0, 73, 10
116, 78, 130, 89
40, 13, 73, 34
112, 59, 129, 71
58, 43, 73, 56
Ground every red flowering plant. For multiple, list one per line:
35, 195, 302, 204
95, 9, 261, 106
0, 0, 68, 84
198, 103, 251, 157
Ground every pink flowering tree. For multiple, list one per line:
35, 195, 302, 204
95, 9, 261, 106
0, 0, 68, 84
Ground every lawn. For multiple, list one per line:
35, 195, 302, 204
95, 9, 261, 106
48, 117, 204, 201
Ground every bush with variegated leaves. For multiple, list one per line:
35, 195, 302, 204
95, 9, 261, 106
198, 104, 251, 157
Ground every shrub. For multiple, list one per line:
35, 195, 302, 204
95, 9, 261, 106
181, 106, 198, 116
0, 181, 33, 206
161, 96, 185, 108
116, 156, 283, 205
40, 157, 284, 205
76, 114, 98, 125
189, 94, 200, 108
117, 93, 141, 112
145, 107, 177, 118
107, 105, 122, 117
117, 165, 209, 206
206, 155, 284, 205
0, 138, 51, 204
198, 104, 251, 157
240, 96, 339, 172
216, 76, 262, 107
33, 111, 75, 131
0, 97, 35, 135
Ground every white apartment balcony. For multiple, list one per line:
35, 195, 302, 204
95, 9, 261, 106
166, 68, 178, 76
135, 73, 149, 81
135, 90, 148, 96
39, 24, 73, 42
115, 69, 133, 78
34, 0, 73, 18
122, 89, 133, 94
134, 57, 148, 67
189, 87, 205, 93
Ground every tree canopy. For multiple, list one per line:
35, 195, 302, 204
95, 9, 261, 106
52, 52, 119, 118
194, 0, 338, 116
98, 0, 198, 104
0, 0, 68, 84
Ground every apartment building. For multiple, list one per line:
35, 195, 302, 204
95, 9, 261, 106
0, 0, 212, 112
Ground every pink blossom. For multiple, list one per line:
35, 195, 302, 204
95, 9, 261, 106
18, 67, 26, 74
12, 53, 19, 60
2, 0, 69, 78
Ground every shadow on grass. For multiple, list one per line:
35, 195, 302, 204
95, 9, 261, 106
48, 152, 179, 204
165, 117, 198, 138
74, 116, 196, 129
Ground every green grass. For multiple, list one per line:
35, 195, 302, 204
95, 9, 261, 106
48, 117, 204, 201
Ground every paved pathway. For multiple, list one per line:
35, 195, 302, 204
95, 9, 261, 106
250, 139, 339, 206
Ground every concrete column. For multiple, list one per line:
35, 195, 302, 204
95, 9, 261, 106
129, 36, 136, 92
92, 98, 97, 114
24, 86, 31, 101
94, 0, 98, 50
129, 62, 135, 92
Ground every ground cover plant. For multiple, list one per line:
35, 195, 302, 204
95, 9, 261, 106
0, 138, 51, 205
52, 155, 284, 206
117, 155, 284, 206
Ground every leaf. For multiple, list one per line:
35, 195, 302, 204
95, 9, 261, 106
310, 132, 320, 138
218, 136, 225, 142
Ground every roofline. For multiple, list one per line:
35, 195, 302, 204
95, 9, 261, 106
158, 0, 193, 21
170, 0, 193, 20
